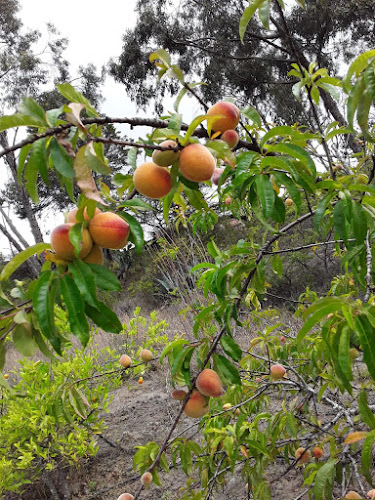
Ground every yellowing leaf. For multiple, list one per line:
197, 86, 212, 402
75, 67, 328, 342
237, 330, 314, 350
344, 431, 368, 444
74, 145, 106, 204
65, 102, 86, 131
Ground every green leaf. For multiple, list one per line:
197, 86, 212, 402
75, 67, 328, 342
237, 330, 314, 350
24, 152, 39, 203
239, 0, 265, 43
333, 200, 348, 245
118, 211, 144, 254
149, 49, 171, 66
68, 223, 84, 258
184, 186, 208, 209
317, 82, 340, 101
85, 301, 122, 333
255, 175, 275, 218
347, 77, 366, 128
314, 192, 335, 231
213, 354, 241, 385
28, 138, 49, 185
364, 62, 375, 100
356, 314, 375, 381
49, 138, 75, 178
0, 113, 44, 132
57, 83, 98, 116
220, 335, 242, 362
68, 388, 87, 419
33, 328, 56, 360
182, 115, 208, 145
258, 0, 270, 29
160, 339, 188, 363
85, 142, 111, 175
357, 89, 372, 138
314, 459, 336, 500
259, 125, 318, 151
362, 429, 375, 486
352, 201, 367, 245
272, 253, 283, 277
297, 297, 345, 346
119, 199, 154, 212
343, 50, 375, 93
359, 391, 375, 429
338, 326, 353, 382
17, 143, 32, 183
33, 271, 61, 354
68, 260, 97, 307
17, 96, 47, 126
241, 105, 262, 127
0, 243, 51, 281
86, 264, 122, 291
12, 323, 37, 357
60, 274, 90, 346
267, 143, 316, 176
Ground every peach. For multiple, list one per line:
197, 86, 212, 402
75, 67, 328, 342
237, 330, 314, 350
184, 390, 209, 418
120, 355, 132, 368
345, 492, 362, 499
196, 369, 225, 398
133, 162, 171, 199
141, 472, 153, 485
312, 446, 323, 459
280, 336, 285, 342
367, 489, 375, 499
207, 101, 241, 132
117, 494, 134, 500
349, 348, 359, 360
285, 198, 293, 207
51, 223, 93, 261
211, 167, 224, 186
89, 212, 129, 249
152, 140, 180, 167
138, 377, 143, 384
83, 245, 104, 265
295, 447, 311, 464
67, 206, 101, 223
358, 173, 368, 184
140, 349, 153, 362
178, 143, 216, 182
220, 129, 239, 148
224, 196, 231, 205
270, 364, 286, 380
171, 389, 188, 401
222, 403, 232, 410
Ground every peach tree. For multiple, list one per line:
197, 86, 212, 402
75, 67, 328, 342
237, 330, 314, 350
1, 1, 375, 498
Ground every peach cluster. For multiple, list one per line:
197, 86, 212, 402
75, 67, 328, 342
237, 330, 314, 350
50, 207, 130, 264
171, 369, 225, 418
133, 101, 241, 198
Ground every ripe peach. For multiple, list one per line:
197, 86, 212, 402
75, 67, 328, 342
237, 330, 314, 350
83, 245, 104, 265
367, 489, 375, 499
345, 492, 362, 499
178, 143, 216, 182
196, 369, 225, 398
117, 494, 134, 500
285, 198, 293, 207
270, 364, 286, 380
184, 390, 209, 418
220, 129, 239, 148
280, 336, 285, 342
295, 447, 311, 464
3, 374, 8, 379
67, 206, 101, 223
133, 162, 172, 199
211, 167, 224, 186
312, 446, 323, 459
152, 140, 180, 167
138, 377, 143, 384
171, 389, 188, 401
89, 212, 129, 249
120, 355, 132, 368
51, 223, 93, 261
141, 472, 153, 485
207, 101, 241, 132
140, 349, 153, 362
224, 196, 231, 205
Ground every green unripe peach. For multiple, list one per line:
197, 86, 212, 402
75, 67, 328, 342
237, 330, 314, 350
152, 140, 180, 167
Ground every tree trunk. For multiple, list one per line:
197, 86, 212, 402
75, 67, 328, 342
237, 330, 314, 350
0, 131, 44, 244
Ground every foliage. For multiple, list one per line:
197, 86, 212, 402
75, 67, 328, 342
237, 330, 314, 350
0, 343, 121, 496
1, 0, 375, 498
